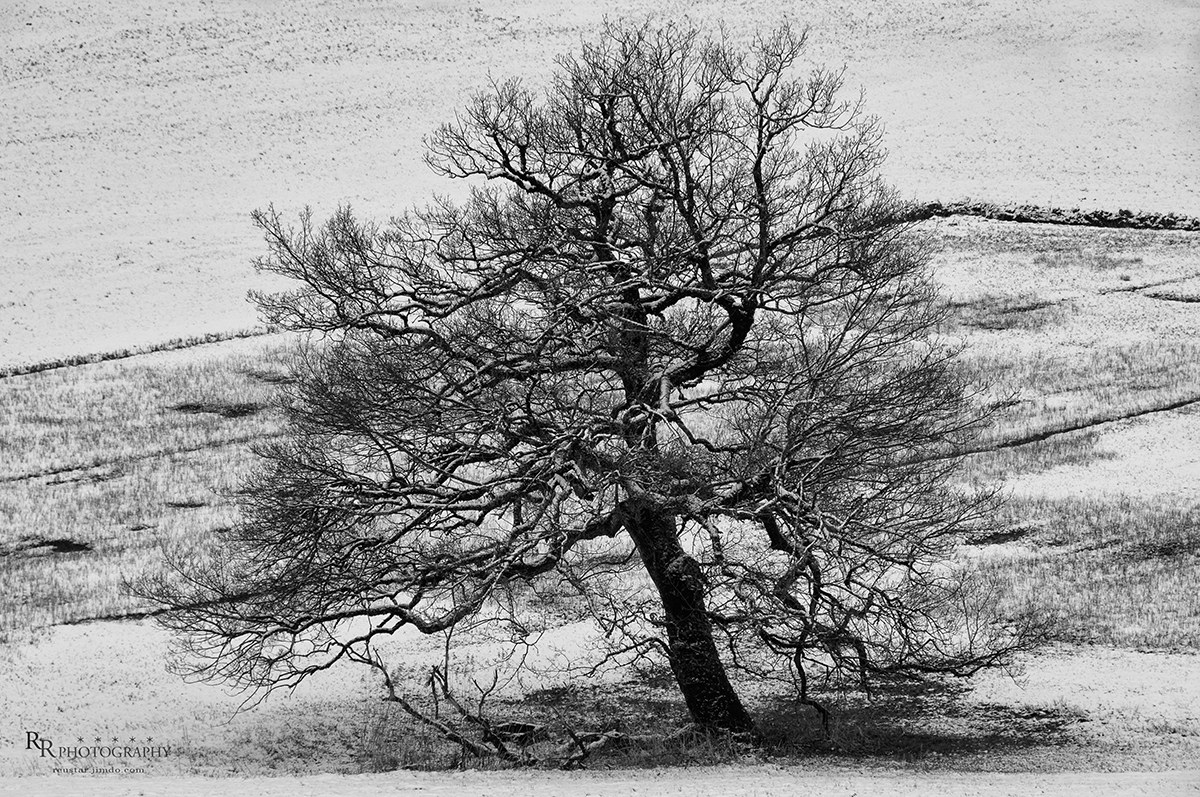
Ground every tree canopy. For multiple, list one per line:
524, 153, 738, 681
143, 21, 1044, 740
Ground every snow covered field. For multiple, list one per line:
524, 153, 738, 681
3, 1, 1200, 794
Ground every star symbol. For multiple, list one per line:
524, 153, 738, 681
111, 737, 120, 743
145, 737, 154, 744
77, 737, 85, 743
94, 737, 102, 743
129, 737, 138, 743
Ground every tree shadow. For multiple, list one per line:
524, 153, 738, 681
350, 670, 1091, 770
754, 677, 1087, 761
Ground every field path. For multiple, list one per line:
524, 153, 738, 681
3, 768, 1198, 797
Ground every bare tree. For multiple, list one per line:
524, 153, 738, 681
141, 21, 1043, 737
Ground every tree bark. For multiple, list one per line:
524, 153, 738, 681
623, 501, 757, 734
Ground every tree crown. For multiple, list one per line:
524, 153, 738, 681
142, 21, 1042, 736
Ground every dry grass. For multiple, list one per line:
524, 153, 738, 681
955, 338, 1200, 452
0, 450, 257, 631
0, 338, 289, 480
945, 293, 1068, 333
973, 497, 1200, 649
0, 339, 291, 632
936, 220, 1200, 656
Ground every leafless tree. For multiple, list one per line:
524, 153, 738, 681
140, 21, 1044, 737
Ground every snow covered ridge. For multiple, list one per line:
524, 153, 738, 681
905, 201, 1200, 231
0, 328, 277, 380
2, 202, 1194, 380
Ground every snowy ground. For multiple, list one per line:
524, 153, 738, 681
3, 0, 1199, 367
3, 767, 1199, 797
1, 622, 1198, 794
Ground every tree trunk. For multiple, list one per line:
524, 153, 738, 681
623, 501, 757, 734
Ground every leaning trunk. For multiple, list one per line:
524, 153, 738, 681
624, 501, 756, 734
